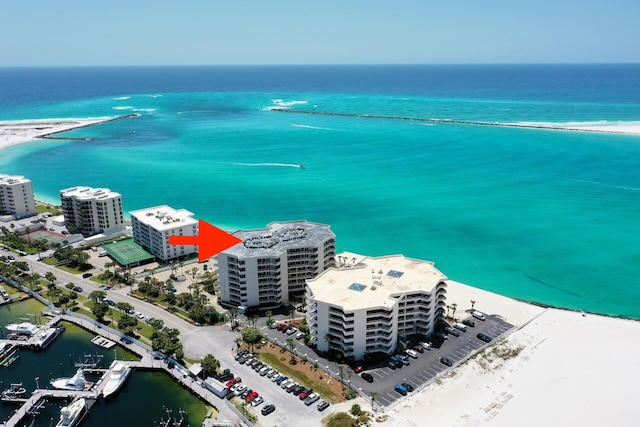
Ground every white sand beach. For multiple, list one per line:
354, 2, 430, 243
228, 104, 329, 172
384, 280, 640, 427
0, 118, 113, 150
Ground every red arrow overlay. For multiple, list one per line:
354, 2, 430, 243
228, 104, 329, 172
169, 219, 242, 262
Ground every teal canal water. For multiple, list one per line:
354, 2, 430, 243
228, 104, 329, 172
0, 299, 207, 426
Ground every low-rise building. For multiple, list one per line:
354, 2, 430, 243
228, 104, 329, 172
306, 253, 447, 361
216, 220, 335, 310
129, 205, 198, 262
60, 186, 125, 236
0, 174, 36, 220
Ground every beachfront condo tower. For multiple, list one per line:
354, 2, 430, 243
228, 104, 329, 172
216, 220, 336, 310
60, 186, 125, 237
306, 253, 447, 361
129, 205, 198, 262
0, 174, 36, 220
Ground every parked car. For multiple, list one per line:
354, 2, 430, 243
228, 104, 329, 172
462, 318, 475, 327
275, 376, 287, 385
440, 357, 454, 367
304, 392, 320, 406
261, 404, 276, 415
446, 327, 460, 337
276, 323, 287, 331
234, 351, 247, 360
295, 332, 305, 340
251, 396, 264, 407
472, 311, 486, 321
394, 384, 408, 396
386, 360, 397, 369
477, 332, 493, 343
317, 400, 330, 411
240, 388, 252, 399
405, 349, 419, 359
453, 322, 467, 332
397, 355, 410, 365
286, 327, 297, 335
259, 366, 270, 376
361, 372, 374, 383
245, 391, 258, 402
413, 345, 424, 353
402, 382, 415, 392
299, 388, 313, 399
73, 286, 83, 292
82, 273, 92, 278
419, 341, 432, 350
292, 385, 304, 396
353, 365, 363, 373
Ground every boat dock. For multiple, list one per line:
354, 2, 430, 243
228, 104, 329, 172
0, 313, 246, 427
0, 315, 64, 351
91, 335, 116, 348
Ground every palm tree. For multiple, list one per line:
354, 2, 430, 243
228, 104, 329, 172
324, 334, 331, 350
29, 272, 41, 290
46, 287, 62, 305
265, 310, 273, 325
45, 272, 57, 288
451, 303, 457, 321
338, 365, 345, 388
202, 354, 220, 377
370, 391, 377, 411
446, 304, 451, 318
471, 299, 476, 310
33, 239, 47, 261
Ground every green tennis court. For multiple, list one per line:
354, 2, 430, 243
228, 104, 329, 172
103, 239, 154, 266
26, 230, 67, 245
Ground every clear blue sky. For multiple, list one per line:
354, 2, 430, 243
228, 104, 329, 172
2, 1, 639, 66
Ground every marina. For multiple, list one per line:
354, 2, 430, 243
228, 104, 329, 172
0, 299, 228, 427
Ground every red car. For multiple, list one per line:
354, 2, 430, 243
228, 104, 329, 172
276, 323, 286, 331
245, 391, 259, 402
226, 377, 241, 387
353, 366, 363, 373
299, 388, 313, 400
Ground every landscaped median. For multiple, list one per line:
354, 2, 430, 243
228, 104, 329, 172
250, 343, 346, 403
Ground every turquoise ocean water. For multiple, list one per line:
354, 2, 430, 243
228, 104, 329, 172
1, 65, 639, 318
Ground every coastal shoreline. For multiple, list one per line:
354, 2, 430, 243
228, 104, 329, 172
0, 114, 138, 151
382, 279, 640, 427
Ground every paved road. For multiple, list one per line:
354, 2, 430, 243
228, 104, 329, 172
16, 252, 193, 334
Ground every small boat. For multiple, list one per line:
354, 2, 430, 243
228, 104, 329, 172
1, 383, 26, 399
34, 327, 62, 348
5, 322, 39, 336
51, 369, 90, 391
299, 164, 306, 169
102, 360, 131, 398
56, 397, 86, 427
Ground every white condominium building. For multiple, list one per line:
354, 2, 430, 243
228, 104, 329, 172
217, 221, 336, 310
306, 253, 447, 361
0, 175, 36, 220
129, 205, 198, 262
60, 186, 125, 236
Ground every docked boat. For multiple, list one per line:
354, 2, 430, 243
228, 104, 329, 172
5, 322, 39, 336
102, 360, 131, 398
34, 326, 63, 348
1, 383, 26, 399
56, 397, 86, 427
51, 369, 90, 391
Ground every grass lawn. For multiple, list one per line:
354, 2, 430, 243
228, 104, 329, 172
256, 345, 345, 403
42, 257, 87, 275
36, 203, 62, 215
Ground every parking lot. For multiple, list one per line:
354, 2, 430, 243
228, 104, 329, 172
351, 314, 514, 407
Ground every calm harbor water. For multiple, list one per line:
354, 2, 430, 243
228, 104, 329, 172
0, 298, 207, 426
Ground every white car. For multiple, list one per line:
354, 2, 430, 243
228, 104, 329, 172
286, 327, 297, 335
251, 396, 264, 407
304, 392, 320, 406
405, 349, 419, 359
280, 379, 293, 389
234, 385, 247, 396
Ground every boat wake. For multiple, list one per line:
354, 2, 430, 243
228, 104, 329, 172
113, 96, 131, 100
228, 162, 305, 169
290, 123, 335, 131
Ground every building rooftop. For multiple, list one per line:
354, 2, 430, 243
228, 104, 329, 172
307, 253, 447, 311
129, 205, 197, 231
0, 174, 31, 185
221, 220, 334, 258
60, 186, 121, 201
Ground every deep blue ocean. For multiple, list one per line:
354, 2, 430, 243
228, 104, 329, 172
1, 65, 640, 318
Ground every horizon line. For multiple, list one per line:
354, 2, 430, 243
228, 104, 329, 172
1, 62, 639, 69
